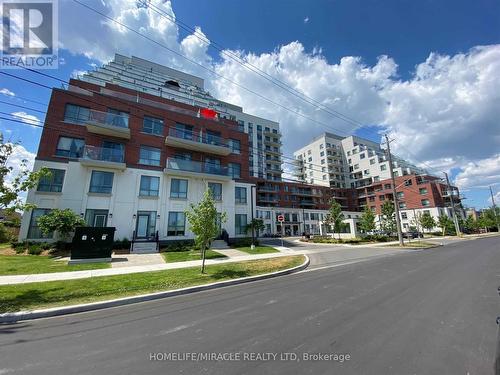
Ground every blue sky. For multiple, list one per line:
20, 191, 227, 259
1, 0, 499, 208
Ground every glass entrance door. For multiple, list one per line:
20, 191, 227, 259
93, 214, 107, 227
136, 214, 150, 238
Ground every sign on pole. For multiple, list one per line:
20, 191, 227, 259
277, 214, 285, 223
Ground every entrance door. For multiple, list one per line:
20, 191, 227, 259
136, 214, 150, 238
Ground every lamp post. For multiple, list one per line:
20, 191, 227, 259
250, 185, 256, 250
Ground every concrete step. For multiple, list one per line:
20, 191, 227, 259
211, 240, 230, 249
131, 242, 158, 253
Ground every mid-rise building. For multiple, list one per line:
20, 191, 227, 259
79, 54, 282, 181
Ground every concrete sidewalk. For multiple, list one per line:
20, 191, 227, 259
0, 252, 295, 286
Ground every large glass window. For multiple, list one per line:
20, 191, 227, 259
139, 146, 161, 166
208, 182, 222, 201
143, 116, 164, 135
27, 208, 52, 239
102, 141, 124, 162
85, 209, 108, 227
63, 104, 90, 124
89, 171, 114, 194
56, 137, 84, 158
235, 186, 247, 204
228, 139, 241, 154
235, 214, 247, 235
170, 178, 188, 199
228, 163, 241, 179
37, 168, 65, 192
139, 176, 160, 197
106, 108, 129, 128
167, 212, 185, 236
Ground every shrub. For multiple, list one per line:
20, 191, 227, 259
27, 244, 43, 255
160, 240, 195, 252
0, 223, 12, 243
112, 238, 131, 250
10, 241, 27, 249
15, 247, 26, 254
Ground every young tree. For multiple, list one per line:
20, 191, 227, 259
185, 189, 227, 273
419, 212, 436, 233
245, 218, 265, 237
380, 201, 396, 235
359, 206, 376, 234
0, 137, 49, 212
438, 214, 453, 236
37, 208, 86, 241
324, 199, 344, 239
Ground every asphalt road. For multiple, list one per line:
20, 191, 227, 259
1, 237, 499, 375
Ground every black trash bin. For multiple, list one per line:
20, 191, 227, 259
70, 226, 115, 263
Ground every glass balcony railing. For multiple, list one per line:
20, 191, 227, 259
81, 145, 125, 163
168, 128, 230, 149
166, 157, 229, 176
88, 109, 129, 129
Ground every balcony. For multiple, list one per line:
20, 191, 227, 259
79, 145, 126, 170
165, 128, 231, 156
164, 157, 231, 181
299, 200, 315, 206
85, 110, 131, 139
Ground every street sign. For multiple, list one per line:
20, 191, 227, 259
277, 215, 285, 223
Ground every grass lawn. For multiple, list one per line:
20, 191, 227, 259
161, 249, 227, 263
385, 241, 438, 249
236, 246, 280, 255
0, 255, 305, 313
0, 255, 111, 276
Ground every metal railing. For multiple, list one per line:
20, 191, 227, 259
81, 145, 125, 163
166, 157, 229, 176
88, 109, 129, 129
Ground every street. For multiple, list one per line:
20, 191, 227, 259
1, 236, 499, 374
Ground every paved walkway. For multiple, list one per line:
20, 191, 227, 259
212, 248, 248, 257
111, 253, 165, 268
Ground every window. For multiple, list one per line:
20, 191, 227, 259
37, 169, 65, 192
56, 137, 84, 158
401, 212, 408, 219
394, 171, 399, 177
139, 176, 160, 197
101, 141, 124, 162
235, 214, 247, 235
89, 171, 114, 194
143, 116, 164, 135
321, 159, 325, 165
384, 183, 391, 189
319, 144, 324, 149
396, 191, 404, 198
399, 202, 407, 209
380, 164, 387, 171
379, 195, 385, 201
27, 208, 52, 239
228, 139, 241, 154
85, 209, 108, 227
360, 153, 365, 159
63, 104, 90, 124
228, 163, 241, 179
170, 178, 188, 198
364, 169, 370, 175
354, 164, 359, 170
235, 187, 247, 204
370, 159, 375, 165
139, 146, 161, 166
106, 109, 129, 128
421, 199, 430, 207
320, 151, 325, 157
208, 182, 222, 200
419, 188, 428, 195
167, 212, 185, 236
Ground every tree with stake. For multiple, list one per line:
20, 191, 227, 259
438, 214, 453, 236
359, 206, 376, 234
246, 218, 265, 238
185, 189, 227, 273
419, 212, 436, 233
325, 199, 344, 240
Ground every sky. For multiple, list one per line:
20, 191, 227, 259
0, 0, 499, 208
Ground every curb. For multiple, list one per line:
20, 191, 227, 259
0, 255, 309, 323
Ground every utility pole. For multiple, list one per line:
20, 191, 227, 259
384, 134, 404, 246
489, 186, 500, 232
444, 172, 461, 236
250, 186, 255, 250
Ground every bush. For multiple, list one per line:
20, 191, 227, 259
15, 247, 26, 254
363, 234, 392, 242
112, 238, 131, 250
160, 240, 195, 252
0, 223, 12, 243
27, 244, 43, 255
10, 241, 26, 249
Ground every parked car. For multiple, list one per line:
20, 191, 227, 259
403, 231, 423, 239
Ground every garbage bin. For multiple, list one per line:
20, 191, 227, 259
69, 226, 115, 264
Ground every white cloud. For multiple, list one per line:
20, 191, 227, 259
304, 17, 309, 24
10, 112, 41, 127
454, 154, 500, 190
0, 88, 15, 97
